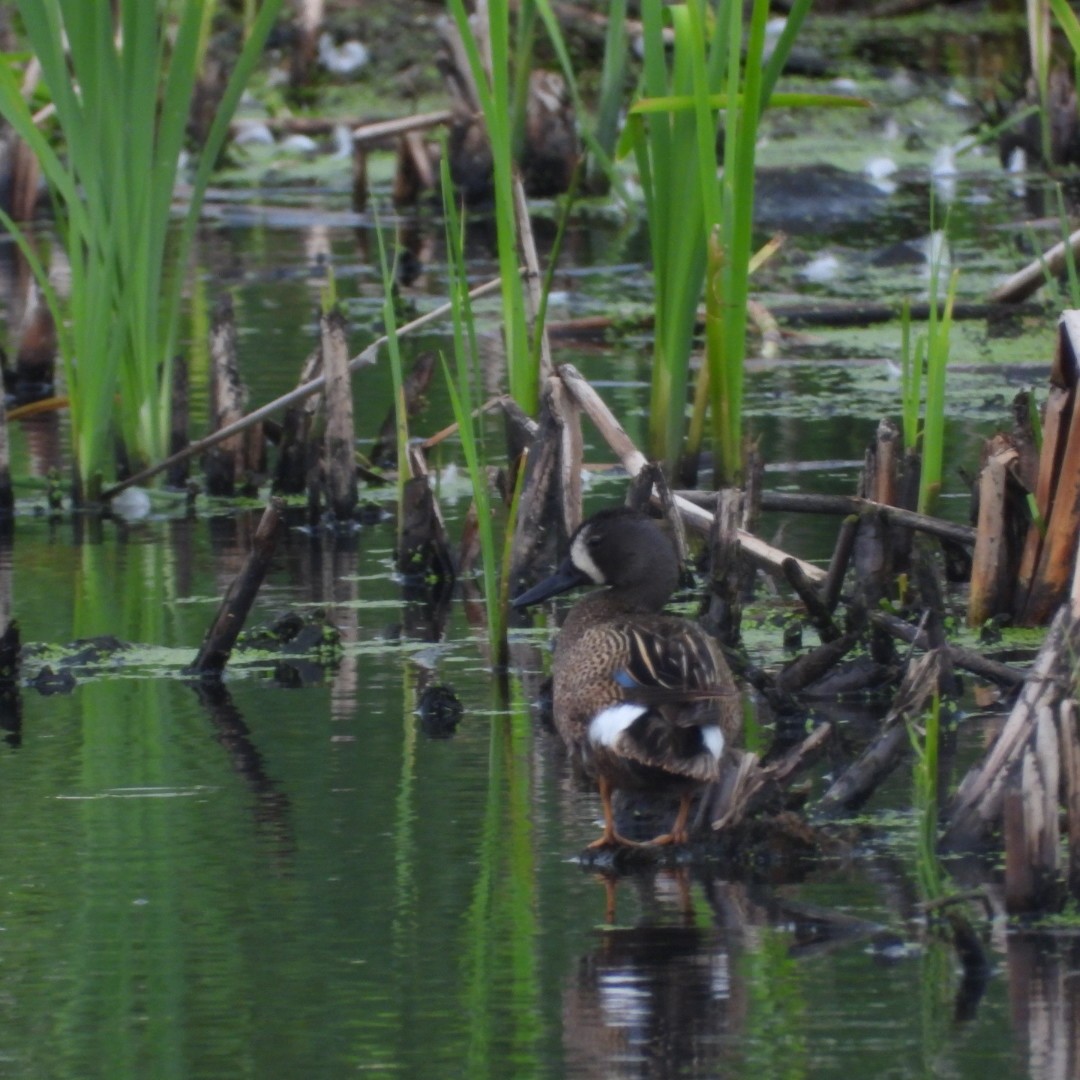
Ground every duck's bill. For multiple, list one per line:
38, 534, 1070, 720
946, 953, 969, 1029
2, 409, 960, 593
511, 558, 589, 608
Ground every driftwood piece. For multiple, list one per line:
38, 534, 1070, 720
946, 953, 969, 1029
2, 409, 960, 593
968, 435, 1021, 626
772, 629, 862, 697
322, 307, 357, 521
203, 296, 248, 497
679, 489, 977, 548
1016, 313, 1080, 624
821, 514, 858, 612
989, 227, 1080, 304
555, 363, 826, 584
871, 609, 1024, 687
707, 722, 833, 831
815, 650, 943, 818
189, 499, 285, 676
102, 274, 510, 502
782, 556, 840, 643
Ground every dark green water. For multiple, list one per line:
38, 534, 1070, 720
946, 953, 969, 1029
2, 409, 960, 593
3, 34, 1078, 1072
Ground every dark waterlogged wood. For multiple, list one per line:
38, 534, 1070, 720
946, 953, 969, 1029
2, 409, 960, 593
272, 347, 322, 496
189, 499, 285, 676
371, 351, 437, 469
871, 609, 1024, 687
821, 514, 859, 612
321, 308, 358, 521
815, 650, 943, 817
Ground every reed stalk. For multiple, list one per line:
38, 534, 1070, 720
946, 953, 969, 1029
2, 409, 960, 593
447, 0, 535, 413
623, 0, 861, 479
0, 0, 282, 501
442, 162, 506, 664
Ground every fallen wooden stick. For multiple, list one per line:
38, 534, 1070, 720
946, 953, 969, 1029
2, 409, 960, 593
101, 274, 511, 501
189, 498, 285, 676
871, 610, 1024, 687
555, 363, 827, 584
678, 489, 977, 547
989, 227, 1080, 304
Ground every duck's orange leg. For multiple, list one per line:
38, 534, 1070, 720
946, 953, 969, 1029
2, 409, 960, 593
649, 792, 692, 846
586, 776, 643, 849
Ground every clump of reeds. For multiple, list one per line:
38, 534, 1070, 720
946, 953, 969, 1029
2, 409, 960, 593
0, 0, 282, 501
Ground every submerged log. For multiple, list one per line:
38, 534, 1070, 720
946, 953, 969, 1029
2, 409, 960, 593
321, 307, 358, 522
189, 499, 285, 676
815, 650, 943, 817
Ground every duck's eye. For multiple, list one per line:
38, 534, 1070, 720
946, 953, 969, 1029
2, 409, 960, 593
586, 533, 602, 547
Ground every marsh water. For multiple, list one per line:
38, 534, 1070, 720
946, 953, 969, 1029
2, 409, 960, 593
3, 13, 1080, 1078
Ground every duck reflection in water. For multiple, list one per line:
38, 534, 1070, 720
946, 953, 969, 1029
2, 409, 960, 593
562, 870, 739, 1079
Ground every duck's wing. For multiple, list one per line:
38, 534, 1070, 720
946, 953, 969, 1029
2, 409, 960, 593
584, 620, 734, 781
613, 620, 734, 708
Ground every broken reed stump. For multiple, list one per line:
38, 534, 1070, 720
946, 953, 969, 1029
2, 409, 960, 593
968, 433, 1024, 627
189, 499, 285, 677
508, 374, 581, 594
397, 447, 455, 584
204, 296, 264, 497
321, 307, 358, 522
1015, 311, 1080, 625
941, 541, 1080, 912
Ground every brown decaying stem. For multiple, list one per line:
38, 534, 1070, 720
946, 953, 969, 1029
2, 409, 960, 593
189, 498, 285, 676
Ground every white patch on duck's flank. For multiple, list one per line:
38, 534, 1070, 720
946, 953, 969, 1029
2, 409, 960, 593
588, 704, 647, 748
570, 531, 605, 584
702, 726, 725, 760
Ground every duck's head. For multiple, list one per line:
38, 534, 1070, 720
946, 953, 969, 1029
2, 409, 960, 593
512, 507, 679, 612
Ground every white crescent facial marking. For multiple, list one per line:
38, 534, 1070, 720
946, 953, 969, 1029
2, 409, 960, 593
570, 531, 605, 584
588, 704, 647, 748
702, 727, 725, 759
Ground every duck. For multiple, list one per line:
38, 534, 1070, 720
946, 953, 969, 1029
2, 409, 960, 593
513, 506, 741, 849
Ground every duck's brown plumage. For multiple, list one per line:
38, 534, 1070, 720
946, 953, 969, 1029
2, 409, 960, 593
514, 506, 741, 847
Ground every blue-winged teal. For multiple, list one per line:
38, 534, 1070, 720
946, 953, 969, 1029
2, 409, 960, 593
513, 506, 740, 848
